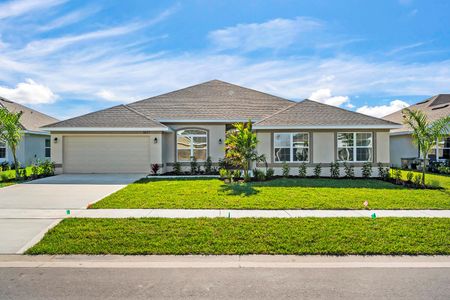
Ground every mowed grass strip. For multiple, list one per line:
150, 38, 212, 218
91, 178, 450, 210
26, 218, 450, 255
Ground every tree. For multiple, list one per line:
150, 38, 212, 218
402, 108, 450, 185
0, 108, 23, 179
225, 120, 260, 181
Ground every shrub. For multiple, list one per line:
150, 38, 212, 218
313, 164, 322, 178
266, 168, 274, 179
190, 156, 198, 175
413, 173, 422, 186
0, 161, 10, 172
330, 162, 340, 178
173, 162, 181, 175
298, 163, 307, 178
219, 168, 227, 179
31, 164, 40, 179
0, 173, 8, 182
438, 165, 450, 174
344, 163, 355, 178
205, 156, 212, 174
253, 168, 265, 181
282, 162, 290, 177
41, 160, 55, 177
406, 171, 414, 183
393, 169, 402, 184
362, 162, 372, 178
232, 169, 241, 182
151, 163, 160, 175
377, 163, 385, 178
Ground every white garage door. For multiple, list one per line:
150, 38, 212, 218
63, 136, 151, 173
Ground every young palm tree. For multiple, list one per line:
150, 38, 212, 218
402, 108, 450, 185
0, 108, 23, 179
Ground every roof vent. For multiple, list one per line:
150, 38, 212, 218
431, 104, 449, 110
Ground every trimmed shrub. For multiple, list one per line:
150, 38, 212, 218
173, 162, 181, 175
393, 169, 402, 184
205, 156, 213, 174
413, 173, 422, 186
314, 164, 322, 178
190, 156, 198, 175
298, 163, 307, 178
344, 163, 355, 178
362, 162, 372, 178
232, 170, 241, 182
151, 163, 160, 175
282, 162, 290, 177
253, 168, 265, 181
406, 171, 414, 183
330, 162, 340, 178
266, 168, 275, 179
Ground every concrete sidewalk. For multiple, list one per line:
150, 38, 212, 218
1, 208, 450, 219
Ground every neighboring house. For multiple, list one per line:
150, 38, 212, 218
383, 94, 450, 168
43, 80, 400, 175
0, 97, 59, 167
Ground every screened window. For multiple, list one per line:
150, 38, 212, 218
429, 136, 450, 160
177, 129, 207, 162
274, 133, 309, 162
0, 141, 5, 159
337, 132, 373, 162
45, 139, 51, 158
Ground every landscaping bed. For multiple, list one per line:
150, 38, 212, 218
91, 178, 450, 210
26, 217, 450, 255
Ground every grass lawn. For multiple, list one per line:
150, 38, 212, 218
391, 169, 450, 190
26, 217, 450, 255
0, 167, 33, 188
91, 178, 450, 210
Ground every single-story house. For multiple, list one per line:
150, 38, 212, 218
42, 80, 400, 176
0, 97, 59, 167
383, 94, 450, 168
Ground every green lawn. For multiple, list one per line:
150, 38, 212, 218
391, 169, 450, 190
26, 218, 450, 255
91, 178, 450, 210
0, 167, 33, 188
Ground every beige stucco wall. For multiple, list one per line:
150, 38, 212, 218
376, 131, 390, 164
313, 132, 334, 163
390, 134, 418, 168
256, 132, 271, 163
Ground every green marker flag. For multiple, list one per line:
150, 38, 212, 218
66, 209, 70, 215
371, 213, 376, 219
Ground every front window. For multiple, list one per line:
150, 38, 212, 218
274, 133, 309, 162
0, 141, 6, 159
337, 132, 373, 162
430, 136, 450, 161
45, 139, 51, 158
177, 129, 207, 161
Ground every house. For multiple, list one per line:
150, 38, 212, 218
42, 80, 400, 175
383, 94, 450, 168
0, 97, 59, 167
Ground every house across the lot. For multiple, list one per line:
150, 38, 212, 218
43, 80, 400, 176
383, 94, 450, 168
0, 97, 59, 167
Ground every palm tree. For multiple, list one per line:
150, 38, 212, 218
402, 108, 450, 185
0, 108, 23, 179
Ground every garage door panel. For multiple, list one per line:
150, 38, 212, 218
64, 136, 150, 173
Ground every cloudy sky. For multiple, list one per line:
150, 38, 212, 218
0, 0, 449, 120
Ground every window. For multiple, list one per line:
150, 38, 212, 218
177, 129, 207, 161
429, 136, 450, 161
45, 139, 51, 158
0, 141, 6, 159
337, 132, 373, 162
274, 133, 309, 162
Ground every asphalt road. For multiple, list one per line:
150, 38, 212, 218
1, 267, 449, 299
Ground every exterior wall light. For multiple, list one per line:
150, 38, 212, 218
153, 137, 158, 144
53, 137, 58, 143
218, 138, 223, 144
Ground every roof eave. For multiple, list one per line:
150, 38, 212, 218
42, 127, 172, 132
253, 124, 402, 130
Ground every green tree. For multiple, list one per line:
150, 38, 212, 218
225, 120, 260, 181
402, 108, 450, 185
0, 108, 23, 179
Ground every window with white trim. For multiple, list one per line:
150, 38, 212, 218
337, 132, 373, 162
177, 129, 207, 162
45, 139, 51, 158
0, 141, 6, 159
274, 133, 309, 162
429, 136, 450, 160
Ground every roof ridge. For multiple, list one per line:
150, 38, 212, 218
254, 101, 299, 124
122, 104, 167, 128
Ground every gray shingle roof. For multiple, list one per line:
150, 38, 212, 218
44, 104, 166, 129
0, 97, 59, 132
254, 99, 400, 128
383, 94, 450, 133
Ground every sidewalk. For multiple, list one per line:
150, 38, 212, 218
1, 208, 450, 219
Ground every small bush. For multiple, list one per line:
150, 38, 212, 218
344, 163, 355, 178
330, 162, 340, 178
253, 168, 265, 181
313, 164, 322, 178
31, 164, 40, 179
378, 163, 385, 178
298, 163, 307, 178
393, 169, 402, 183
0, 173, 8, 182
413, 173, 422, 186
41, 160, 55, 177
190, 156, 198, 175
151, 163, 160, 175
232, 170, 241, 182
173, 162, 181, 175
205, 156, 212, 174
266, 168, 274, 179
362, 162, 372, 178
406, 171, 414, 183
282, 162, 290, 177
219, 168, 227, 179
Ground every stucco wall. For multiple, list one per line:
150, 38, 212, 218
390, 134, 418, 168
2, 133, 50, 167
313, 132, 334, 163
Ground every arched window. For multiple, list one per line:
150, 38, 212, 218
177, 129, 208, 162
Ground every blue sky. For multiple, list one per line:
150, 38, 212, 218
0, 0, 449, 120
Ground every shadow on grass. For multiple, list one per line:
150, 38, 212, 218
220, 183, 260, 197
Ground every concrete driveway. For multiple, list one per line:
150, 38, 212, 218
0, 174, 145, 254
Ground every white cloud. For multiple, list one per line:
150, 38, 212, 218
95, 90, 122, 102
38, 6, 100, 32
356, 100, 410, 117
208, 17, 322, 51
0, 79, 58, 104
308, 88, 350, 107
0, 0, 66, 20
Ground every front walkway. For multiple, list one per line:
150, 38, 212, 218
3, 209, 450, 219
